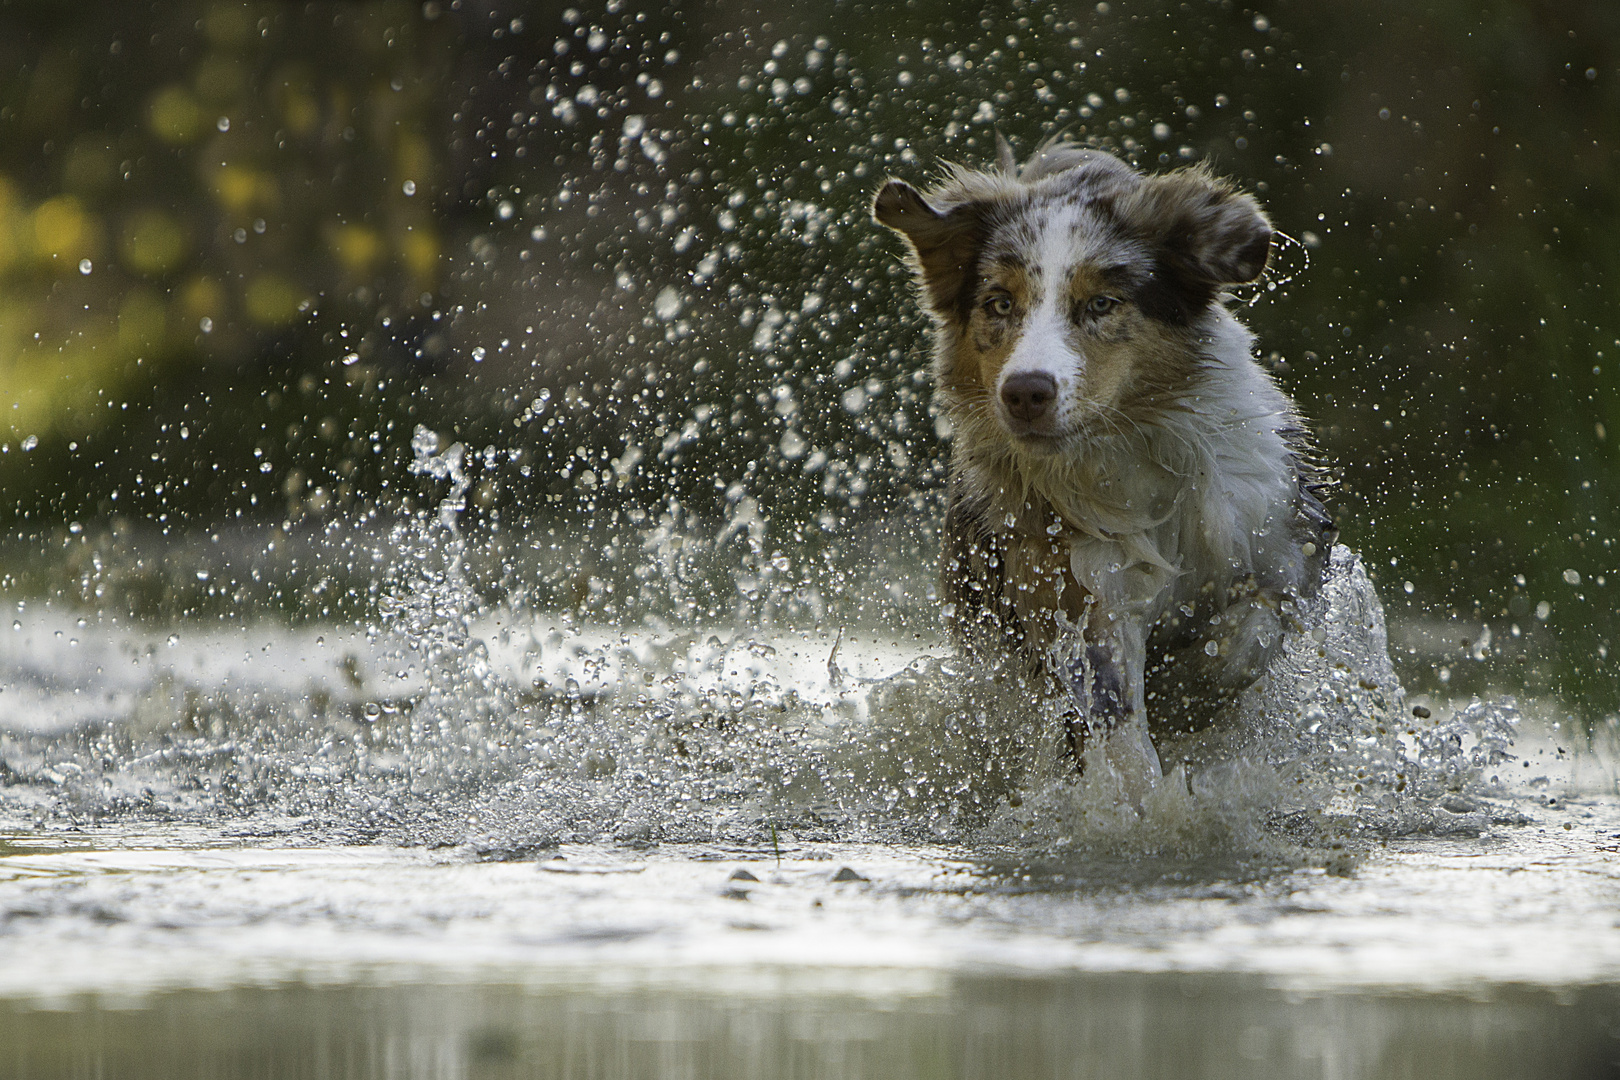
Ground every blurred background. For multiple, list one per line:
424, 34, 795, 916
0, 0, 1615, 710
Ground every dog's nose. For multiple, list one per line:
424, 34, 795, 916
1000, 372, 1058, 423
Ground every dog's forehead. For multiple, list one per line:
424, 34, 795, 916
982, 195, 1147, 285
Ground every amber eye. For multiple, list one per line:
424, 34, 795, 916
983, 294, 1015, 318
1086, 295, 1121, 315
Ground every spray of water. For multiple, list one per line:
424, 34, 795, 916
0, 425, 1521, 871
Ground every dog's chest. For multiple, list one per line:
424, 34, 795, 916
1013, 439, 1297, 620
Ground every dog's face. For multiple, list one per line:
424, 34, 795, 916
875, 148, 1271, 455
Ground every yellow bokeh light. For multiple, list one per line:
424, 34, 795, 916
399, 227, 439, 282
178, 276, 225, 325
274, 70, 320, 138
32, 195, 96, 264
330, 224, 382, 275
0, 329, 122, 441
244, 274, 308, 326
149, 85, 204, 144
121, 210, 189, 276
394, 131, 430, 188
212, 165, 270, 214
0, 176, 21, 274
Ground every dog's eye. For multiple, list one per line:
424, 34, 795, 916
1086, 295, 1121, 315
983, 294, 1015, 318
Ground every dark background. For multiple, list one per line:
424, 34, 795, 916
0, 0, 1615, 709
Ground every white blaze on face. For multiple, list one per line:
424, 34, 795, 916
995, 203, 1092, 431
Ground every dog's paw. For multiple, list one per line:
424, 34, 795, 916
1064, 643, 1130, 730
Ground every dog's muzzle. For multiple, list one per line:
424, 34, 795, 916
1000, 372, 1058, 426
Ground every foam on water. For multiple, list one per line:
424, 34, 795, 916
0, 430, 1528, 873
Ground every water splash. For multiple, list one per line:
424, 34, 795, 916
374, 426, 516, 792
1, 512, 1524, 866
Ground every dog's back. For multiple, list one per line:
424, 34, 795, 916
876, 140, 1333, 745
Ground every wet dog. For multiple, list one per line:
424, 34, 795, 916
874, 138, 1333, 795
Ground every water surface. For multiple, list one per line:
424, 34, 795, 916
3, 558, 1617, 1078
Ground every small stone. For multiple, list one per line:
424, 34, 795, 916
831, 866, 867, 882
728, 868, 760, 882
1411, 705, 1431, 719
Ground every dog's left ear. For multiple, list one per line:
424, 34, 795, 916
873, 180, 982, 318
1124, 169, 1272, 287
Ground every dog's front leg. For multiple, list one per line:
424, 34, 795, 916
1064, 611, 1162, 800
1003, 528, 1165, 800
1000, 529, 1082, 658
1063, 534, 1175, 800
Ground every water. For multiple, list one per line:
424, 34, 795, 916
3, 439, 1619, 1078
3, 4, 1619, 1075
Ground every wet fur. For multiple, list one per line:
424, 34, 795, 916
875, 140, 1334, 757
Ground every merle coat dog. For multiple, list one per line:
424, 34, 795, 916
875, 139, 1333, 793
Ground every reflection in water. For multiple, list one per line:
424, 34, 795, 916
3, 975, 1618, 1080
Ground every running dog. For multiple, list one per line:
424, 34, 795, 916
874, 138, 1333, 794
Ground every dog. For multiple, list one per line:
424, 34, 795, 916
874, 137, 1334, 796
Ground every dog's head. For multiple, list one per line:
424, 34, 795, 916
874, 141, 1270, 455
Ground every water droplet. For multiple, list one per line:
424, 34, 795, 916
1563, 569, 1581, 586
216, 116, 230, 131
1204, 639, 1221, 656
78, 259, 92, 275
402, 180, 417, 196
167, 634, 180, 647
20, 435, 37, 451
654, 286, 682, 320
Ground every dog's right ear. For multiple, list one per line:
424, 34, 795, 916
874, 180, 981, 319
